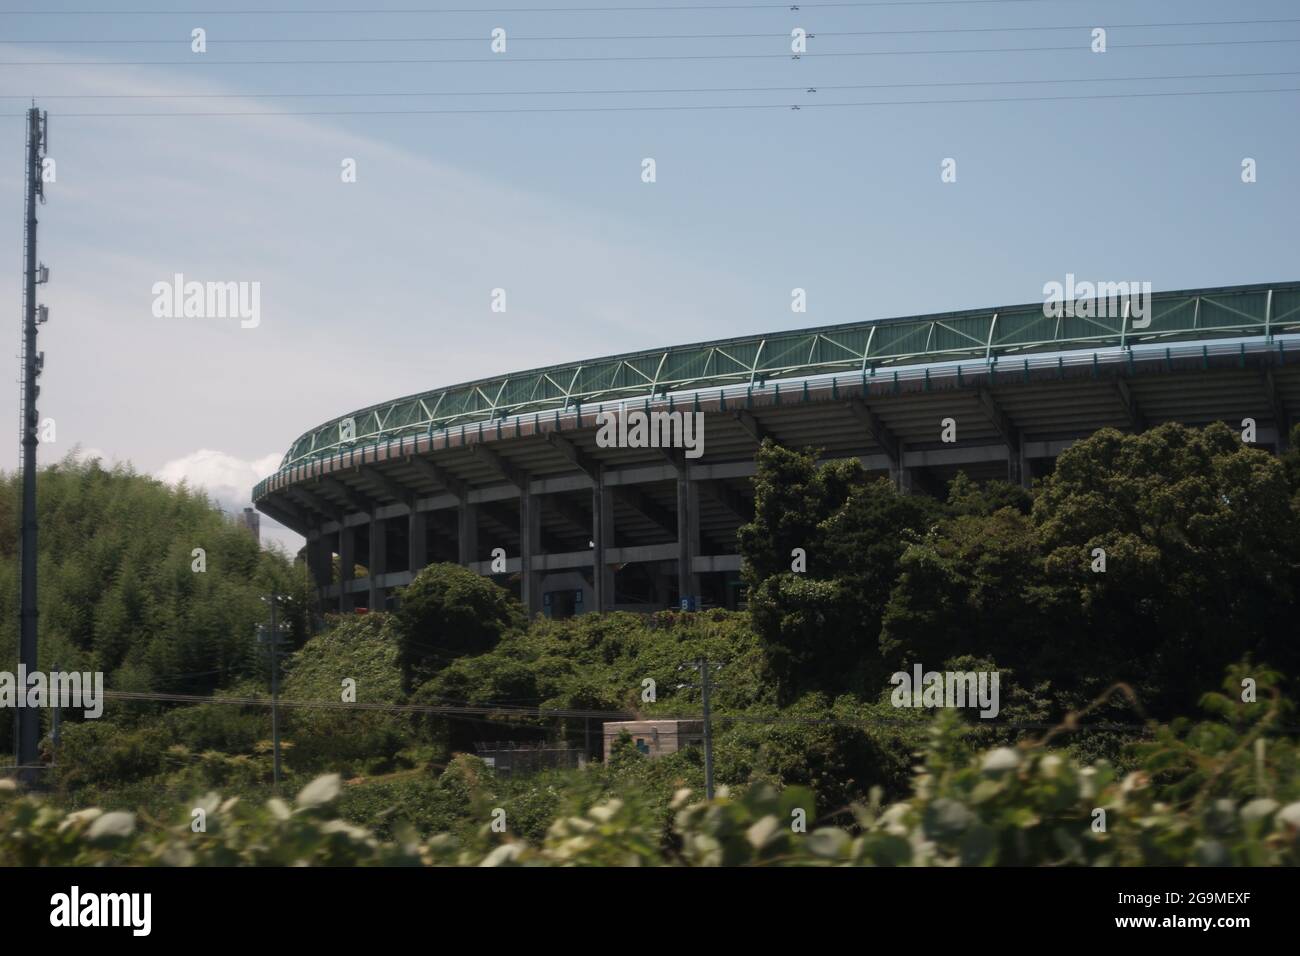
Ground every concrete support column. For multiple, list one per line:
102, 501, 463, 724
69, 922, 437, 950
306, 531, 331, 621
520, 487, 542, 615
592, 470, 614, 611
408, 509, 428, 577
339, 523, 356, 612
894, 463, 914, 495
1006, 450, 1021, 488
457, 503, 478, 565
369, 514, 387, 611
305, 531, 328, 591
676, 475, 701, 607
1013, 444, 1031, 490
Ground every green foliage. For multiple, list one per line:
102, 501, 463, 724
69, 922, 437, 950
739, 442, 941, 700
10, 425, 1300, 867
0, 455, 303, 757
9, 680, 1299, 866
422, 608, 765, 710
1032, 422, 1300, 709
393, 563, 526, 688
281, 612, 414, 772
741, 423, 1300, 724
880, 509, 1044, 673
945, 471, 1033, 517
713, 693, 921, 811
1272, 421, 1300, 498
51, 697, 276, 810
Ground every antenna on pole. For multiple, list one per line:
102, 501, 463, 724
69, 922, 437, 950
14, 105, 48, 786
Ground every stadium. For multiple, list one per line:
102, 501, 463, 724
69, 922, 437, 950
253, 281, 1300, 617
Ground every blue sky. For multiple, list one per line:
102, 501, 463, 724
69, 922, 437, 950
0, 0, 1297, 550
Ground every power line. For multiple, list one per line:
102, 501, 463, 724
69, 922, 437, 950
95, 688, 1186, 732
9, 18, 1300, 42
103, 688, 632, 719
7, 36, 1300, 66
0, 1, 1180, 16
7, 68, 1299, 100
17, 84, 1300, 118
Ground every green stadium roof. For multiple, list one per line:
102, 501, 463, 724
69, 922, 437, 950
272, 280, 1300, 477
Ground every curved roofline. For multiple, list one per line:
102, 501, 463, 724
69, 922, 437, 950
271, 280, 1300, 471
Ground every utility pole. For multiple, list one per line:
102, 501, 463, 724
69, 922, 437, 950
269, 595, 281, 789
678, 658, 721, 800
50, 661, 60, 768
15, 105, 48, 786
699, 659, 715, 800
259, 592, 289, 791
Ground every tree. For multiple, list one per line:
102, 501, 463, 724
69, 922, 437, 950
281, 612, 413, 772
945, 471, 1032, 517
738, 442, 941, 699
1031, 422, 1300, 711
879, 508, 1044, 675
393, 563, 525, 689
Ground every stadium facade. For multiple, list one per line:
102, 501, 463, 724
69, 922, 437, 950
254, 281, 1300, 617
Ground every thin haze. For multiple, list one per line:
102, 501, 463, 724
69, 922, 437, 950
0, 0, 1296, 552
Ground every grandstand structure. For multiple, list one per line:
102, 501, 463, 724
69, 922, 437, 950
254, 281, 1300, 616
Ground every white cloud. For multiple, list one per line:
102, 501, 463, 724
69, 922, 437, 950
154, 449, 301, 554
155, 448, 281, 509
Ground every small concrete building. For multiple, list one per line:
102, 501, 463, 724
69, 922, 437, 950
603, 719, 704, 761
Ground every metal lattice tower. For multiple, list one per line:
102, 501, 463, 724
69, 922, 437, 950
14, 105, 47, 783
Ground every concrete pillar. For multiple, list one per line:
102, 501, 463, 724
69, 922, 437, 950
1013, 444, 1031, 490
306, 531, 331, 620
457, 503, 478, 565
305, 531, 327, 591
339, 523, 356, 612
592, 470, 614, 611
676, 475, 701, 608
369, 514, 387, 611
520, 487, 542, 615
408, 509, 428, 577
655, 567, 674, 607
894, 464, 914, 495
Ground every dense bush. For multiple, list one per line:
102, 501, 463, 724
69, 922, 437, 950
7, 681, 1298, 866
7, 425, 1300, 867
0, 455, 305, 752
281, 612, 415, 773
394, 563, 526, 688
739, 423, 1300, 721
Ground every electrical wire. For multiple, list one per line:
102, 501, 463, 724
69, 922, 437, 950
8, 18, 1300, 42
8, 68, 1300, 100
12, 84, 1299, 119
0, 1, 1189, 16
6, 36, 1300, 65
96, 688, 1182, 730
